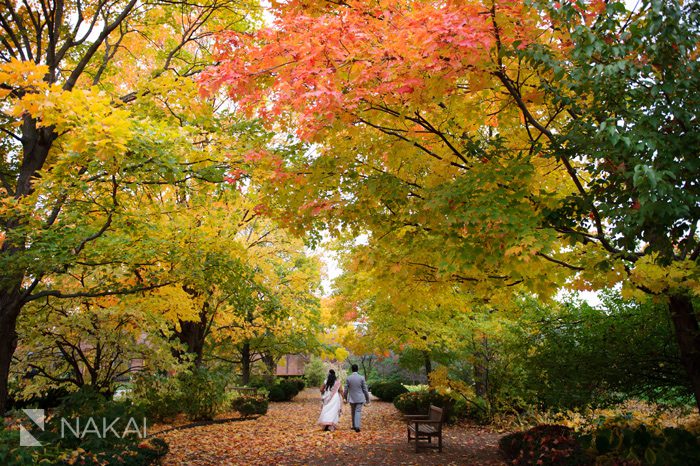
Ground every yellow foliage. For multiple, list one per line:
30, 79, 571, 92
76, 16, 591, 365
629, 254, 700, 296
0, 59, 48, 97
334, 347, 349, 361
149, 285, 204, 323
428, 366, 476, 401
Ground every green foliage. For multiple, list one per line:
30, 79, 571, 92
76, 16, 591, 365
268, 385, 287, 402
130, 367, 230, 421
369, 381, 408, 402
247, 376, 275, 391
579, 416, 700, 466
527, 0, 700, 264
130, 373, 182, 422
261, 377, 303, 402
0, 428, 65, 466
7, 386, 71, 410
393, 391, 427, 415
231, 394, 268, 417
0, 386, 168, 466
506, 293, 691, 409
499, 425, 590, 466
288, 378, 306, 392
278, 380, 300, 400
303, 356, 326, 387
393, 390, 464, 423
177, 368, 229, 421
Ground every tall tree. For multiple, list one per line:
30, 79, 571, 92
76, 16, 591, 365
205, 0, 700, 409
0, 0, 257, 412
13, 293, 178, 398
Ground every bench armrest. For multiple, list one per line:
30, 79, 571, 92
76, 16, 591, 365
413, 420, 442, 425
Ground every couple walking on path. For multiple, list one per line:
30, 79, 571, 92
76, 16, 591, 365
318, 364, 371, 432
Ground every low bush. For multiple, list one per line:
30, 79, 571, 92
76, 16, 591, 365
265, 379, 303, 402
303, 357, 326, 387
393, 390, 460, 422
499, 424, 591, 466
177, 368, 229, 421
130, 373, 181, 422
0, 428, 65, 465
288, 378, 306, 392
7, 386, 72, 410
394, 391, 430, 415
370, 381, 408, 402
279, 380, 300, 399
579, 416, 700, 466
248, 376, 275, 391
268, 385, 287, 402
231, 395, 269, 417
131, 367, 229, 421
0, 386, 168, 466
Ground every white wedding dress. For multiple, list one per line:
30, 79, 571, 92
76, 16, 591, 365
317, 380, 342, 428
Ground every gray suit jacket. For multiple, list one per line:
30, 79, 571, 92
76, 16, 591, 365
344, 372, 370, 404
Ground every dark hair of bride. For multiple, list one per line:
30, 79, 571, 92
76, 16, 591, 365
325, 369, 336, 391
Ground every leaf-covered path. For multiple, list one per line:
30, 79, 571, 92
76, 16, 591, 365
158, 389, 505, 465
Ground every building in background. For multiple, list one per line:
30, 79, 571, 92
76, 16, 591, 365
275, 354, 307, 377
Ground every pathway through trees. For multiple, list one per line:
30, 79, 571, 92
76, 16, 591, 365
159, 389, 505, 465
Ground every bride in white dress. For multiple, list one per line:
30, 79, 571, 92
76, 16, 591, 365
317, 369, 344, 431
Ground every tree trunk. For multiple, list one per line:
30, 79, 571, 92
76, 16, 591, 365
0, 120, 56, 414
241, 341, 251, 385
0, 299, 21, 414
172, 300, 210, 367
474, 336, 490, 399
262, 353, 276, 375
175, 319, 206, 367
423, 351, 432, 378
668, 293, 700, 412
360, 357, 368, 378
474, 362, 489, 398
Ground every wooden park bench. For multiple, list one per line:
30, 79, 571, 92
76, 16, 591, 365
404, 405, 444, 452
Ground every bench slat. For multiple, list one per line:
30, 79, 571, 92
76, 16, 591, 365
405, 404, 444, 453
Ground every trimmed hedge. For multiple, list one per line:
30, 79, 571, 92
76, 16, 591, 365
288, 377, 306, 392
393, 390, 459, 422
268, 385, 287, 402
231, 395, 268, 417
266, 379, 303, 402
370, 381, 408, 402
279, 380, 300, 399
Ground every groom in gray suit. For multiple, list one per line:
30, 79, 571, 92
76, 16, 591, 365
344, 364, 370, 432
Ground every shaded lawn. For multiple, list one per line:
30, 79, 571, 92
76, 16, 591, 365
156, 389, 505, 465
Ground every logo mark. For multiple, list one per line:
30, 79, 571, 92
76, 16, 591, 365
20, 408, 45, 447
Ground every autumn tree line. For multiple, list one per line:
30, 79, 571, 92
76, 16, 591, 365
1, 0, 699, 423
203, 0, 700, 413
0, 0, 323, 414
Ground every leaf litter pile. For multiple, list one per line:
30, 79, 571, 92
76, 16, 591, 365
156, 389, 505, 465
